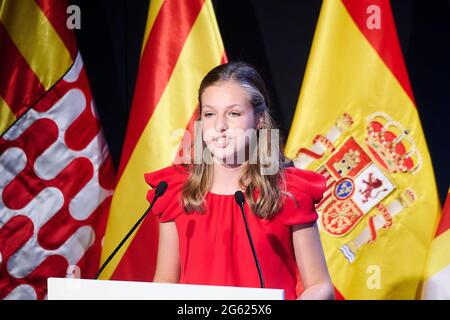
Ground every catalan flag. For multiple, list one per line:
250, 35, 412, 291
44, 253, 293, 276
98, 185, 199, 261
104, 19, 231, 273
0, 0, 115, 299
100, 0, 226, 281
0, 0, 76, 134
422, 189, 450, 299
285, 0, 441, 299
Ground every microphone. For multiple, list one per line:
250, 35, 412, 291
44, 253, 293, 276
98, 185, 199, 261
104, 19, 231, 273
95, 181, 168, 279
234, 191, 265, 288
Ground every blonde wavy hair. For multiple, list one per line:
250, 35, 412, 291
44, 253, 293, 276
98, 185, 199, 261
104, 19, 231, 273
181, 62, 291, 219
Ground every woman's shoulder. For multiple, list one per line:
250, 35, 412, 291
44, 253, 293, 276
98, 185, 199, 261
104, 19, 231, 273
144, 164, 190, 222
283, 166, 327, 202
144, 164, 190, 189
274, 165, 327, 226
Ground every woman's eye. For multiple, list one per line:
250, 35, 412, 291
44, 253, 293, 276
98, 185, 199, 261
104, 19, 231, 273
229, 112, 241, 117
203, 112, 214, 118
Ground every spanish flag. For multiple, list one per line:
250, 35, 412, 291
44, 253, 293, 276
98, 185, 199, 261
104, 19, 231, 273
100, 0, 226, 280
422, 189, 450, 299
285, 0, 441, 299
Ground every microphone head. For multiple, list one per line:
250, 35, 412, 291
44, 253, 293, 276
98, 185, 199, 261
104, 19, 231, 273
155, 181, 168, 197
234, 191, 245, 206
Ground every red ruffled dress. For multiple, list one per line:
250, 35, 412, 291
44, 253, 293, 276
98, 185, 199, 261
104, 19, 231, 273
144, 165, 326, 300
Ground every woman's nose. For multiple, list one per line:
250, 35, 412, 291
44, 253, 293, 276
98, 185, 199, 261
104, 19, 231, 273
215, 115, 228, 132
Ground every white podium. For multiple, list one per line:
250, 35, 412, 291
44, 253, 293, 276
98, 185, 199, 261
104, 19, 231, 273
47, 278, 284, 300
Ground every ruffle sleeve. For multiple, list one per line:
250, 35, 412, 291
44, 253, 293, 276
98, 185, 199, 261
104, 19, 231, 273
275, 166, 327, 226
144, 165, 189, 222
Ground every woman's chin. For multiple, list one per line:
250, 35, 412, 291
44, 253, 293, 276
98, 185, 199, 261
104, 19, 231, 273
212, 154, 233, 165
212, 153, 247, 166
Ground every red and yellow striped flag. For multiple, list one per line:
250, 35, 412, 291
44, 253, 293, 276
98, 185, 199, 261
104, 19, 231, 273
100, 0, 226, 280
0, 0, 76, 133
422, 189, 450, 299
285, 0, 441, 299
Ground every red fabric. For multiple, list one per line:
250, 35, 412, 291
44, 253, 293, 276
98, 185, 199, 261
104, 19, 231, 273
144, 165, 326, 300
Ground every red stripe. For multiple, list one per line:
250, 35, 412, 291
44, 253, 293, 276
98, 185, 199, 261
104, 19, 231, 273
220, 51, 228, 64
341, 0, 415, 104
34, 0, 78, 60
117, 0, 206, 177
111, 215, 159, 281
334, 286, 346, 300
435, 192, 450, 237
0, 24, 46, 118
368, 216, 377, 241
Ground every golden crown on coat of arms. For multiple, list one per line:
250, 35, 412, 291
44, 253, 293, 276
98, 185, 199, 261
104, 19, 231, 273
364, 112, 422, 174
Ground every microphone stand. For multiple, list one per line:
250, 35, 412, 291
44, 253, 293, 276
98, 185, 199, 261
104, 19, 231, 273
235, 191, 265, 288
95, 181, 167, 279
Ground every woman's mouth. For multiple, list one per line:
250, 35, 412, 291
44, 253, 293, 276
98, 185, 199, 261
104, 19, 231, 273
213, 137, 231, 148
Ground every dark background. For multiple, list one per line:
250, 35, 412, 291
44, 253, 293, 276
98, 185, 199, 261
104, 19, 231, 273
72, 0, 450, 203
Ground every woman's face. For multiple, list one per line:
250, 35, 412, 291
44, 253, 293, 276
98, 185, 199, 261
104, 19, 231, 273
200, 80, 257, 165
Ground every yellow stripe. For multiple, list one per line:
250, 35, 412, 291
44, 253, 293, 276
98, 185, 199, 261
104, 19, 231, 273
0, 95, 15, 134
140, 0, 164, 58
423, 230, 450, 280
0, 0, 72, 89
100, 0, 224, 279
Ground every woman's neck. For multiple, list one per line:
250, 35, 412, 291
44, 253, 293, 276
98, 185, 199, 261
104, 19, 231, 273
210, 162, 247, 195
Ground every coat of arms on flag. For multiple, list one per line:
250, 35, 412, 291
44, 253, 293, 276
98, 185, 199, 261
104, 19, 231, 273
295, 111, 419, 264
285, 0, 440, 299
